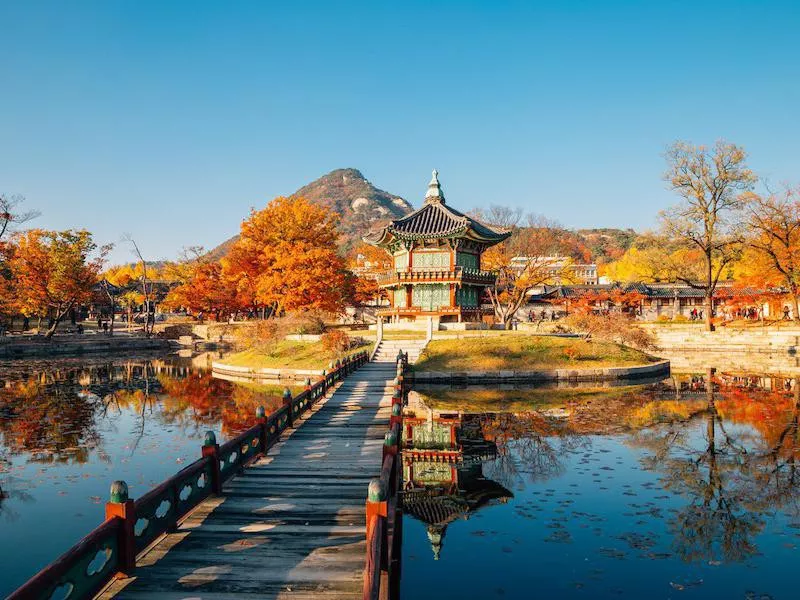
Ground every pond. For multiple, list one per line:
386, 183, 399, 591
401, 371, 800, 600
0, 352, 299, 597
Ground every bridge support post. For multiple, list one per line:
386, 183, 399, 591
202, 431, 222, 495
283, 388, 294, 429
382, 429, 398, 461
256, 406, 268, 452
364, 478, 388, 600
389, 402, 402, 428
106, 480, 136, 576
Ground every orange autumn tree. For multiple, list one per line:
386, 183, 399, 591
223, 196, 352, 317
743, 186, 800, 319
10, 229, 107, 338
163, 260, 239, 320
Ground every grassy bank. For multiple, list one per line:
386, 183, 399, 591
222, 339, 372, 370
414, 335, 658, 372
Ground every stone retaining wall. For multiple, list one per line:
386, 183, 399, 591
211, 361, 323, 381
0, 336, 171, 358
642, 324, 800, 354
411, 359, 670, 384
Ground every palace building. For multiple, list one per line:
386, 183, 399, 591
363, 170, 510, 324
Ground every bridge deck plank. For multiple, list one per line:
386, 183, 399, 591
99, 362, 396, 600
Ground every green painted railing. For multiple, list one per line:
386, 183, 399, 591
9, 350, 370, 600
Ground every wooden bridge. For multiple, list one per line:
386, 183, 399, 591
10, 351, 406, 600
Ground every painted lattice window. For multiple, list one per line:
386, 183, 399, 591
412, 251, 449, 270
456, 252, 479, 269
394, 288, 407, 308
456, 286, 479, 307
411, 423, 452, 449
394, 252, 408, 270
412, 284, 449, 310
411, 461, 454, 484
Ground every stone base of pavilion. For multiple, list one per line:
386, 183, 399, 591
370, 320, 495, 332
410, 359, 670, 385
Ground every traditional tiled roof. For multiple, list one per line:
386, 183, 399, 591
363, 170, 511, 247
528, 282, 767, 301
93, 279, 122, 294
402, 494, 467, 527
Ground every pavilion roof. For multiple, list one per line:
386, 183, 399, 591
363, 170, 511, 248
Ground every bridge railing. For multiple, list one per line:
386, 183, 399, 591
363, 351, 407, 600
9, 350, 370, 600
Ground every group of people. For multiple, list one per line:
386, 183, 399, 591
528, 309, 562, 322
689, 308, 705, 321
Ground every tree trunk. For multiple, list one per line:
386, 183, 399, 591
44, 302, 75, 339
704, 293, 714, 332
109, 299, 115, 336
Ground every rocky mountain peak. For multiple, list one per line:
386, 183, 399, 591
207, 168, 413, 259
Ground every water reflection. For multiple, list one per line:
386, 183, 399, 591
0, 354, 298, 597
402, 372, 800, 598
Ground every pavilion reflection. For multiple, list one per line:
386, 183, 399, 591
401, 395, 514, 559
405, 372, 800, 565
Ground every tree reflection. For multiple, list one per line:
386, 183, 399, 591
0, 375, 100, 463
0, 359, 289, 464
631, 369, 800, 563
480, 412, 588, 488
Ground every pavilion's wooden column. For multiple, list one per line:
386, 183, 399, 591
406, 285, 413, 309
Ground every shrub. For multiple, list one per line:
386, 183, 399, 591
563, 346, 580, 361
657, 315, 671, 322
672, 314, 689, 323
321, 330, 351, 353
234, 320, 281, 352
561, 313, 656, 350
283, 311, 327, 335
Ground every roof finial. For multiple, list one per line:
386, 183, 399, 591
425, 168, 445, 204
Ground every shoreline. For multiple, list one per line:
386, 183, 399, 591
410, 359, 671, 384
211, 360, 323, 381
0, 335, 172, 359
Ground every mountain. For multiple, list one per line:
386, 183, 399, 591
207, 168, 413, 259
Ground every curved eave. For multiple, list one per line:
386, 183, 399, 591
364, 223, 511, 248
463, 228, 511, 247
362, 228, 394, 248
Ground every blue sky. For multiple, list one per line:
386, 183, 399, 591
1, 1, 799, 263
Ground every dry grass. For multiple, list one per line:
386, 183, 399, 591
224, 339, 372, 370
414, 335, 659, 372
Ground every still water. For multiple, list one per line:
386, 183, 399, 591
2, 356, 798, 599
401, 373, 800, 600
0, 352, 296, 597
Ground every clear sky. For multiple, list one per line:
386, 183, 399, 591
1, 1, 799, 263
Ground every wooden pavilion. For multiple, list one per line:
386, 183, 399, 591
363, 170, 510, 324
